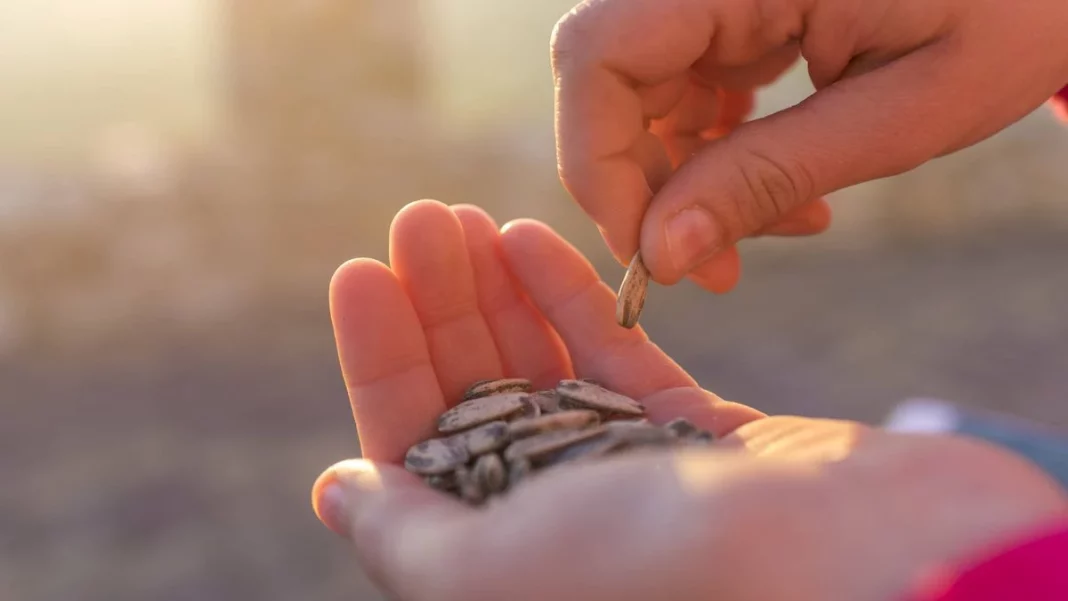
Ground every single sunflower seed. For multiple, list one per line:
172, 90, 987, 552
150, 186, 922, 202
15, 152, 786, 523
556, 379, 645, 417
437, 393, 527, 434
503, 425, 609, 463
404, 437, 470, 476
454, 420, 512, 455
473, 453, 507, 495
616, 251, 649, 329
529, 389, 563, 414
463, 378, 534, 400
508, 410, 601, 439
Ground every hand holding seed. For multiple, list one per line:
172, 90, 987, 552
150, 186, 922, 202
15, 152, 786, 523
309, 200, 1067, 601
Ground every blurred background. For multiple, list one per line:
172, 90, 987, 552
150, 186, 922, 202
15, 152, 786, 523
3, 1, 1068, 600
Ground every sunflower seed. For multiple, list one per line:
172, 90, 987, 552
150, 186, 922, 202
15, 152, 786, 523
463, 378, 534, 400
404, 376, 726, 507
616, 251, 649, 329
425, 473, 458, 493
405, 437, 470, 475
541, 433, 629, 466
503, 425, 609, 463
664, 417, 699, 438
605, 420, 674, 446
529, 389, 563, 414
455, 465, 485, 505
455, 420, 512, 455
518, 395, 541, 420
508, 410, 601, 439
473, 453, 507, 495
437, 393, 527, 434
556, 379, 645, 416
508, 456, 532, 489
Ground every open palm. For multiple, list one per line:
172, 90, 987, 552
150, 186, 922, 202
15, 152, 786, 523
326, 199, 763, 466
309, 200, 1067, 601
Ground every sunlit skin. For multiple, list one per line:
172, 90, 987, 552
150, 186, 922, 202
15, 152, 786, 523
311, 200, 1067, 601
550, 0, 1068, 293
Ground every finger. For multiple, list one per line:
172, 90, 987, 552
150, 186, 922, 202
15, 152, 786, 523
648, 82, 721, 168
390, 200, 505, 404
499, 218, 697, 401
641, 387, 766, 436
685, 246, 741, 294
713, 89, 754, 131
552, 0, 801, 265
329, 259, 444, 463
312, 459, 473, 600
451, 204, 573, 388
639, 36, 1061, 283
692, 42, 800, 91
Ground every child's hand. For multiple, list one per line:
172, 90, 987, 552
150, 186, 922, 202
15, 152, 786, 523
321, 199, 762, 465
551, 0, 1068, 292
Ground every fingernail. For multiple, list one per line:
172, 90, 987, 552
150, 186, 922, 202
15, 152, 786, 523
314, 478, 351, 539
664, 207, 720, 274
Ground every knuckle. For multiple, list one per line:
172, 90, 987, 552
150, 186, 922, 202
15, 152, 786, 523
550, 7, 594, 73
731, 148, 814, 232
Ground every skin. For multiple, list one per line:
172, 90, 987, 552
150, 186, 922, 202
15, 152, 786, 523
550, 0, 1068, 293
310, 200, 1068, 601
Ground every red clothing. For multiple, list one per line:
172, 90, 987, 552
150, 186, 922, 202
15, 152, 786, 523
905, 521, 1068, 601
1052, 85, 1068, 121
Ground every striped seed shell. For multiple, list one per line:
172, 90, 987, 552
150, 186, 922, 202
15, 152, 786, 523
542, 433, 629, 467
463, 378, 534, 400
503, 425, 609, 463
454, 465, 485, 505
517, 395, 542, 420
454, 420, 512, 455
605, 420, 674, 446
508, 410, 601, 439
473, 453, 507, 495
405, 437, 470, 475
438, 393, 527, 434
529, 389, 563, 414
616, 252, 649, 329
556, 379, 645, 417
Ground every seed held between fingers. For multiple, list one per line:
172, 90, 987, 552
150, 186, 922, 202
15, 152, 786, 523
616, 251, 649, 329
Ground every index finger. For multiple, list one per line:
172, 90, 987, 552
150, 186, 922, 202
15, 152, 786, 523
551, 0, 791, 262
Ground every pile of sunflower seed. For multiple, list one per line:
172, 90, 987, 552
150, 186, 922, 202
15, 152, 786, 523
404, 377, 715, 506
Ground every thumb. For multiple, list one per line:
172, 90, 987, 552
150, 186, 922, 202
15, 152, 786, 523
638, 40, 1037, 284
311, 459, 472, 599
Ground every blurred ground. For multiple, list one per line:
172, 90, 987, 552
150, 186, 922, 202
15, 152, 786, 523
3, 2, 1068, 600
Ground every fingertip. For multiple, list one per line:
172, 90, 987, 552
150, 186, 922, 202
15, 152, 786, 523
499, 217, 548, 236
499, 218, 558, 252
329, 258, 398, 312
451, 204, 500, 240
390, 198, 461, 244
807, 198, 833, 231
311, 467, 349, 538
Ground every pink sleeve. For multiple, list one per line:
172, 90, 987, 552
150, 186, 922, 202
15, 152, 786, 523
1051, 85, 1068, 122
903, 520, 1068, 601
